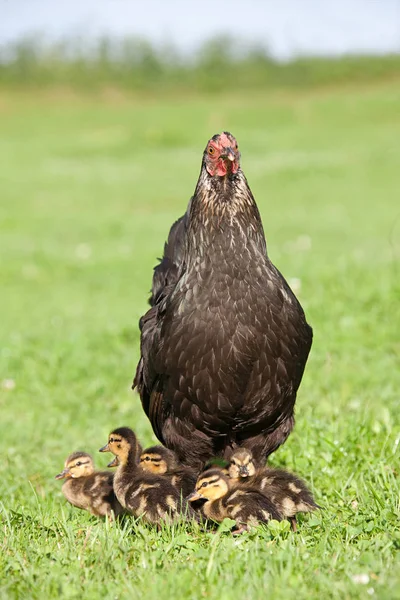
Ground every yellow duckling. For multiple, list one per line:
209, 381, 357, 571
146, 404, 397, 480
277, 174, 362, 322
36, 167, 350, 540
139, 445, 197, 497
188, 468, 282, 534
99, 427, 197, 525
228, 447, 319, 531
55, 451, 124, 518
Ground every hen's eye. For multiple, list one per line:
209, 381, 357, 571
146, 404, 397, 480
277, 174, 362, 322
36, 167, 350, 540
208, 146, 215, 155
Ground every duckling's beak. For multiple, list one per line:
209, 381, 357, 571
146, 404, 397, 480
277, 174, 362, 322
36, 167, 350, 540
55, 469, 70, 480
99, 443, 110, 453
107, 456, 119, 468
239, 466, 249, 477
187, 490, 204, 502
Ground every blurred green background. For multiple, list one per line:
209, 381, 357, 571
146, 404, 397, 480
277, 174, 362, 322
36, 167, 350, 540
0, 7, 400, 598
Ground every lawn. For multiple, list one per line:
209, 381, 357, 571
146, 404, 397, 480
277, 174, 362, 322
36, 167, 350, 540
0, 82, 399, 599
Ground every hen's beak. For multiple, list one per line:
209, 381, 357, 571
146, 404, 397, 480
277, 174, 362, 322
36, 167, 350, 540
99, 443, 110, 453
221, 147, 235, 162
187, 490, 204, 502
107, 456, 119, 468
239, 465, 249, 477
55, 469, 70, 480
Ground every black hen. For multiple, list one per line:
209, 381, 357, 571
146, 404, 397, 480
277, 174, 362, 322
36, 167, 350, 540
134, 132, 312, 470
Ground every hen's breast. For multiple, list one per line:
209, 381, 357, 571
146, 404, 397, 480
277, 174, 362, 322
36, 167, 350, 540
154, 237, 308, 435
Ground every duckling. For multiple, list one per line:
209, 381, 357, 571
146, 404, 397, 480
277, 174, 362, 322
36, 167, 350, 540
99, 427, 197, 524
139, 445, 197, 498
228, 447, 319, 531
55, 451, 124, 518
202, 456, 230, 477
187, 469, 282, 534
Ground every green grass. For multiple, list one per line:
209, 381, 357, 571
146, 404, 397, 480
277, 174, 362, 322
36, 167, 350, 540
1, 81, 400, 599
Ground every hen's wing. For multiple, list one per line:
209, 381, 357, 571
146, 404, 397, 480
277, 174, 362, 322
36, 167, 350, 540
148, 211, 188, 306
134, 207, 189, 438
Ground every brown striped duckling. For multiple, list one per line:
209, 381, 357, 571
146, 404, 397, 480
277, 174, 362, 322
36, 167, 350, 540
99, 427, 197, 525
187, 468, 283, 534
228, 448, 319, 531
55, 451, 124, 518
139, 445, 197, 497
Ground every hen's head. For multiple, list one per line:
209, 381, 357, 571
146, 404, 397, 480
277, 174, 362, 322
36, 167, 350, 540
203, 131, 240, 177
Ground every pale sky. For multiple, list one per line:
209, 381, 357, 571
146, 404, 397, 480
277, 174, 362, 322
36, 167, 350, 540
0, 0, 399, 59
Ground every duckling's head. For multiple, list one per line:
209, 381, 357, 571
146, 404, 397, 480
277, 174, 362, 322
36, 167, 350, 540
99, 427, 141, 467
139, 445, 177, 475
55, 452, 94, 480
187, 469, 230, 502
228, 448, 256, 480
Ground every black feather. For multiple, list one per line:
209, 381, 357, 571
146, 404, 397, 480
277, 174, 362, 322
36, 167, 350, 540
134, 133, 312, 470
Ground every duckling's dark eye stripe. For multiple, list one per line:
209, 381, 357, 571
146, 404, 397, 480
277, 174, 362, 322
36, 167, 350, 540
202, 477, 220, 485
140, 455, 161, 462
73, 461, 90, 467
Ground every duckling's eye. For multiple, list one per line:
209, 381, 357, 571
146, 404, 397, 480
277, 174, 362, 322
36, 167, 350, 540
208, 146, 215, 156
109, 438, 114, 443
146, 457, 151, 461
201, 481, 208, 488
75, 462, 81, 466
